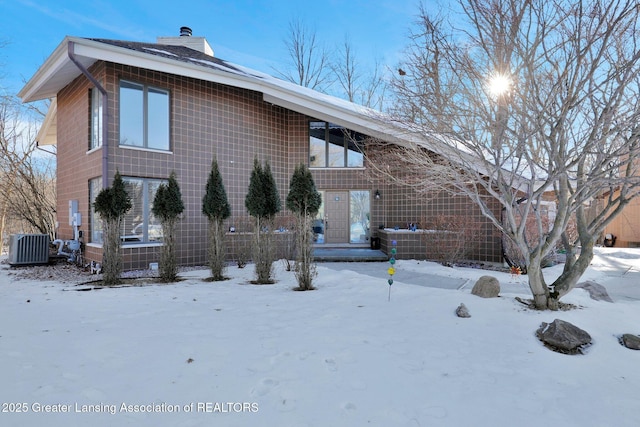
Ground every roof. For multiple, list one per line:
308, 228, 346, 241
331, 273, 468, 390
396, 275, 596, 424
19, 35, 538, 193
19, 35, 431, 150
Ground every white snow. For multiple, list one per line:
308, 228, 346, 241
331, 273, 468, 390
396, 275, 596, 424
1, 247, 639, 427
142, 48, 178, 57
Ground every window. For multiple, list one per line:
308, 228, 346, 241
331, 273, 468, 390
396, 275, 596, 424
121, 177, 165, 244
119, 80, 170, 150
89, 176, 165, 245
309, 121, 365, 168
350, 191, 370, 243
90, 87, 103, 150
89, 177, 103, 243
313, 191, 325, 243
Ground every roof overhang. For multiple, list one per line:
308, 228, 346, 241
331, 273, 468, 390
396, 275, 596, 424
19, 36, 427, 148
35, 98, 57, 146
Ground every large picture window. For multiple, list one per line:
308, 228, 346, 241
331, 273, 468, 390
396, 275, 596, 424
309, 121, 365, 168
89, 176, 165, 245
120, 80, 170, 151
121, 177, 165, 243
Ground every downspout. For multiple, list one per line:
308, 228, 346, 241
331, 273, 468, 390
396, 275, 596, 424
68, 40, 109, 188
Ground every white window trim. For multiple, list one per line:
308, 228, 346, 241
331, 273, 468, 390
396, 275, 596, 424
87, 242, 163, 249
120, 145, 173, 155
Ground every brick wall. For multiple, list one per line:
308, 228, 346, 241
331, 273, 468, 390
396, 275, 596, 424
56, 60, 503, 270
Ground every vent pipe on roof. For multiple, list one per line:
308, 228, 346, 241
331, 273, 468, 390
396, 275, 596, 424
157, 27, 214, 56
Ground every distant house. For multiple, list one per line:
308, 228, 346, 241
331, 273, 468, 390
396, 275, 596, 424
19, 27, 502, 270
592, 192, 640, 248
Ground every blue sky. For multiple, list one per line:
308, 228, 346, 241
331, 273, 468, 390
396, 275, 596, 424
0, 0, 434, 96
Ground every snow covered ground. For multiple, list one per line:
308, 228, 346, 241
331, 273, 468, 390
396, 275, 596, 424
1, 247, 639, 427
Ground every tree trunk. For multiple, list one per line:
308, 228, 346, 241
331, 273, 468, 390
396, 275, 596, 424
549, 240, 595, 299
159, 218, 178, 282
0, 206, 7, 253
252, 217, 275, 284
294, 213, 315, 290
526, 255, 551, 310
208, 219, 226, 281
526, 240, 595, 310
102, 217, 123, 286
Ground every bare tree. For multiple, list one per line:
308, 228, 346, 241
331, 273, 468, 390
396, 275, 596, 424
373, 0, 640, 310
276, 18, 333, 91
332, 37, 388, 110
0, 95, 56, 246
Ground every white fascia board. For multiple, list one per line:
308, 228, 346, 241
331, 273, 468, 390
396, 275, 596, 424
264, 92, 377, 134
18, 38, 72, 102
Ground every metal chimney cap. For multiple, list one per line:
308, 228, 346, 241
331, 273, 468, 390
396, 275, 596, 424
180, 26, 192, 37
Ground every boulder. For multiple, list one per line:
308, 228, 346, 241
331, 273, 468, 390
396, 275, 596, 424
471, 275, 500, 298
536, 319, 592, 354
575, 281, 613, 302
455, 303, 471, 318
621, 334, 640, 350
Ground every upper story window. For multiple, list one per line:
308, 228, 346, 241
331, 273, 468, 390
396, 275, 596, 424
309, 121, 365, 168
90, 87, 102, 150
119, 80, 170, 151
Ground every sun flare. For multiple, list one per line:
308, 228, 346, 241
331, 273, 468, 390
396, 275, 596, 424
487, 73, 512, 98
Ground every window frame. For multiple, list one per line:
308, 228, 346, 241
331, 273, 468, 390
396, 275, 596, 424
119, 80, 170, 151
90, 87, 103, 151
309, 121, 365, 168
120, 177, 167, 245
88, 176, 167, 247
89, 177, 103, 243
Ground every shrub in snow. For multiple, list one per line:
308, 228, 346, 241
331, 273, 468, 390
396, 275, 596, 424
93, 171, 131, 286
152, 171, 184, 282
286, 163, 321, 291
245, 158, 281, 284
202, 158, 231, 281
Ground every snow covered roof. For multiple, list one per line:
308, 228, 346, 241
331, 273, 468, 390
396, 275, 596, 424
21, 34, 536, 191
19, 35, 437, 151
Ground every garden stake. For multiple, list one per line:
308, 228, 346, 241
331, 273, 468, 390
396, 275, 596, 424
388, 240, 397, 301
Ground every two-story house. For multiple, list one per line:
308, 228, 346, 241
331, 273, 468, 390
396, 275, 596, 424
19, 27, 502, 270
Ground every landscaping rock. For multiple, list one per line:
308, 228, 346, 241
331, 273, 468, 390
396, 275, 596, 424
575, 281, 613, 302
536, 319, 592, 354
455, 303, 471, 318
621, 334, 640, 350
471, 275, 500, 298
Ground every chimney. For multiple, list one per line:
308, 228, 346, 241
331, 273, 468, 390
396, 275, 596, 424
157, 27, 214, 56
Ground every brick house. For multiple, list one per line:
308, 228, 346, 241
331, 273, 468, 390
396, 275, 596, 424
19, 28, 502, 270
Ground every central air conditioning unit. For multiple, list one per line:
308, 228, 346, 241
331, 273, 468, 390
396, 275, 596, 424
8, 234, 50, 266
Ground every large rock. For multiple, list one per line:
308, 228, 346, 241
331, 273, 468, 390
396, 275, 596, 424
575, 281, 613, 302
455, 303, 471, 318
471, 275, 500, 298
536, 319, 592, 354
621, 334, 640, 350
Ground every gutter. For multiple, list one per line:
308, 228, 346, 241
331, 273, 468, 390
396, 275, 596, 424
67, 40, 109, 188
